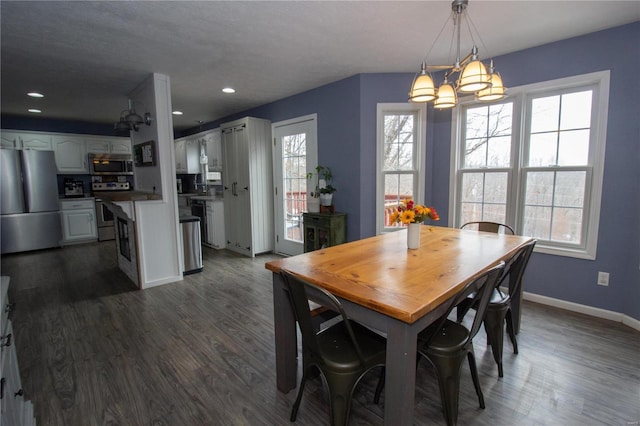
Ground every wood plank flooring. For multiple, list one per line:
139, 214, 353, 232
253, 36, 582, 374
2, 242, 639, 425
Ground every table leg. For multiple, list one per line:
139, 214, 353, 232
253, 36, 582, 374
272, 272, 297, 392
384, 321, 418, 426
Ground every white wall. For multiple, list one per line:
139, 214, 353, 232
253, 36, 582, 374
130, 73, 183, 288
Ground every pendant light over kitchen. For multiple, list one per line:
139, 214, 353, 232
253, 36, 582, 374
408, 0, 506, 109
114, 99, 152, 132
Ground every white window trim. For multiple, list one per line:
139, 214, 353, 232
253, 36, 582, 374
376, 103, 427, 235
449, 70, 610, 259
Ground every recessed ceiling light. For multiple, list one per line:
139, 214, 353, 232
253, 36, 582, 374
172, 111, 183, 115
222, 87, 236, 94
28, 109, 42, 113
27, 92, 44, 98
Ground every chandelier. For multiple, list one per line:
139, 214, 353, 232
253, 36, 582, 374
409, 0, 506, 109
114, 99, 152, 132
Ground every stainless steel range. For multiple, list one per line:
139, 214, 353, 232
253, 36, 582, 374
93, 180, 131, 241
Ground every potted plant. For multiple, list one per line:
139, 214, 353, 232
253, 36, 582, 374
307, 165, 336, 209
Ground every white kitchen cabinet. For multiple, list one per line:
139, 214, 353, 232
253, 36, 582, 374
1, 131, 52, 150
1, 277, 36, 426
221, 117, 273, 257
0, 131, 19, 149
174, 138, 200, 174
203, 128, 222, 171
205, 200, 225, 249
60, 198, 97, 244
110, 138, 132, 155
52, 135, 88, 174
86, 137, 131, 155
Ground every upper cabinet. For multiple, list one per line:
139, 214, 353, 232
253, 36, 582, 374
86, 137, 131, 155
174, 137, 200, 174
175, 129, 222, 174
2, 130, 131, 175
204, 128, 222, 171
52, 135, 88, 174
1, 131, 52, 150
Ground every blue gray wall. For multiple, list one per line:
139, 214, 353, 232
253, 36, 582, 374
222, 22, 640, 321
3, 23, 638, 321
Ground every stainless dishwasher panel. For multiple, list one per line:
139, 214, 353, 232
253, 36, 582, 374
190, 199, 207, 245
180, 216, 203, 275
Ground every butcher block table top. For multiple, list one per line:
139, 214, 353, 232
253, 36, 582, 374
266, 225, 532, 324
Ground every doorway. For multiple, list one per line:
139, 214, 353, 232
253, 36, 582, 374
272, 114, 317, 256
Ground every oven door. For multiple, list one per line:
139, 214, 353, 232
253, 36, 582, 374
96, 200, 114, 227
95, 200, 116, 241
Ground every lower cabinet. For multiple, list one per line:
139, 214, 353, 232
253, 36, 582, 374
303, 212, 347, 252
60, 199, 97, 244
204, 200, 225, 249
1, 277, 36, 426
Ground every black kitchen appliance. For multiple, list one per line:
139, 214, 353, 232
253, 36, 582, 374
63, 179, 84, 198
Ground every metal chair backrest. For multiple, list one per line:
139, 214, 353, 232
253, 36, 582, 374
497, 240, 536, 298
421, 262, 505, 347
281, 270, 367, 364
461, 221, 515, 235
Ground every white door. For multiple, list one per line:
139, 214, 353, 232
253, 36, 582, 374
272, 114, 317, 256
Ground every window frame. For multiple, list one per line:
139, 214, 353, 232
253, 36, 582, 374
450, 71, 610, 259
376, 103, 427, 235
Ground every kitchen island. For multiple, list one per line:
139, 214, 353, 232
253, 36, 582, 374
95, 190, 162, 288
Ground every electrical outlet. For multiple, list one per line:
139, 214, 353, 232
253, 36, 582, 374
597, 271, 609, 286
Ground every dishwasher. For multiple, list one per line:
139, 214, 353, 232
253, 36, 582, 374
190, 199, 207, 245
180, 216, 203, 275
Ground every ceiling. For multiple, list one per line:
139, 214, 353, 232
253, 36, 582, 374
2, 1, 638, 132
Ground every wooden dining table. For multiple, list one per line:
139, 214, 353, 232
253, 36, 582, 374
265, 225, 533, 425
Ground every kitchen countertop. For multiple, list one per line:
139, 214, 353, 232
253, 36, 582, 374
59, 195, 95, 200
190, 195, 220, 201
93, 191, 162, 202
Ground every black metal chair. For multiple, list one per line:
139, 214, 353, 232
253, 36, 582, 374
416, 262, 505, 426
461, 221, 515, 235
281, 270, 386, 426
457, 240, 536, 377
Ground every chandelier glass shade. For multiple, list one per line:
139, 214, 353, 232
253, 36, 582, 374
434, 80, 457, 109
409, 0, 506, 109
408, 64, 436, 102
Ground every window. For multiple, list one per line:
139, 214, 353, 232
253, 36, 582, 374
451, 71, 609, 259
376, 103, 426, 234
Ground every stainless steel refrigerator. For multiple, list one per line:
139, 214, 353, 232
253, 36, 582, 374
1, 149, 62, 254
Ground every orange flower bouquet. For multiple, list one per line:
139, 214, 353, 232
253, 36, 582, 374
389, 198, 440, 225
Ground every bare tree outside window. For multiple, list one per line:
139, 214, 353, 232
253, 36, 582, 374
383, 113, 416, 227
522, 90, 592, 244
459, 103, 513, 225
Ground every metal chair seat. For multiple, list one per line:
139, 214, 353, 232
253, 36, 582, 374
281, 270, 386, 426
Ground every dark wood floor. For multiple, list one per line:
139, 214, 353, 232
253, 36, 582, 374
2, 242, 639, 426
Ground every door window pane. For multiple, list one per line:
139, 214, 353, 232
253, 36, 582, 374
282, 133, 306, 243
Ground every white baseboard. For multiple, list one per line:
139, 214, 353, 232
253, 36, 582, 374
523, 291, 640, 332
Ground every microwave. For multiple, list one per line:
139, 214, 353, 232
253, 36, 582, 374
89, 154, 134, 175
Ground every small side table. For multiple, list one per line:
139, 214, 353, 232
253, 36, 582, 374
303, 212, 347, 252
